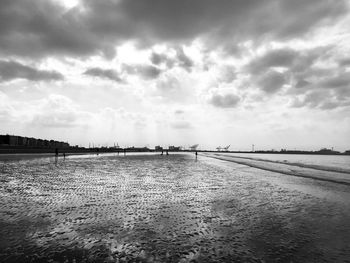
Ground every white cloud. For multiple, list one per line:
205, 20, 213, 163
0, 0, 350, 150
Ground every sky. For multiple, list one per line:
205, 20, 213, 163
1, 0, 350, 151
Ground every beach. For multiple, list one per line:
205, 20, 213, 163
1, 153, 350, 262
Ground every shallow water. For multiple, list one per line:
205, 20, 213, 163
203, 152, 350, 186
222, 152, 350, 172
1, 153, 350, 262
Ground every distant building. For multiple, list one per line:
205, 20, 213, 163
0, 134, 70, 148
9, 135, 19, 146
37, 139, 44, 147
27, 137, 37, 147
17, 136, 24, 146
0, 135, 10, 145
155, 146, 163, 151
168, 146, 180, 151
317, 148, 340, 154
319, 148, 332, 152
125, 146, 150, 152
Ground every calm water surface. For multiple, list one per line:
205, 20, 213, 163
221, 153, 350, 171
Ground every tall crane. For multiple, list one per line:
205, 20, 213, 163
223, 145, 230, 151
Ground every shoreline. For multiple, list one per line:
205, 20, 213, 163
0, 148, 349, 156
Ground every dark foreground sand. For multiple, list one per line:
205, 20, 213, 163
0, 153, 350, 262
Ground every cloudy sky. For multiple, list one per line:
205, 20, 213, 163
1, 0, 350, 151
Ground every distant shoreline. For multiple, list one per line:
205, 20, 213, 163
203, 150, 350, 156
0, 147, 349, 156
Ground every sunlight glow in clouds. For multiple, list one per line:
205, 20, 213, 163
0, 0, 350, 151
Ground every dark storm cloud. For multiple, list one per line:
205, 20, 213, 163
150, 48, 194, 72
290, 89, 349, 110
115, 0, 347, 43
150, 52, 172, 66
210, 94, 241, 108
247, 47, 325, 75
292, 72, 350, 93
0, 60, 63, 82
339, 58, 350, 67
0, 0, 111, 58
175, 47, 194, 72
0, 0, 347, 59
292, 90, 328, 108
84, 68, 123, 82
287, 70, 350, 109
246, 47, 339, 95
320, 73, 350, 88
248, 49, 299, 74
257, 70, 287, 94
123, 65, 162, 80
295, 79, 311, 89
290, 71, 350, 110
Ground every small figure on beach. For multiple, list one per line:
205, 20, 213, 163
166, 150, 169, 155
63, 152, 66, 159
55, 148, 58, 156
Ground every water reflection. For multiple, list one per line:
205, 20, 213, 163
0, 153, 350, 262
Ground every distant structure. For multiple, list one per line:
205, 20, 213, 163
216, 145, 230, 151
155, 145, 163, 151
316, 148, 340, 154
111, 142, 121, 150
189, 144, 199, 151
0, 134, 69, 148
168, 146, 181, 151
125, 146, 150, 152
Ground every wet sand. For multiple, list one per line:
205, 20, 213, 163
0, 153, 350, 262
202, 152, 350, 185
